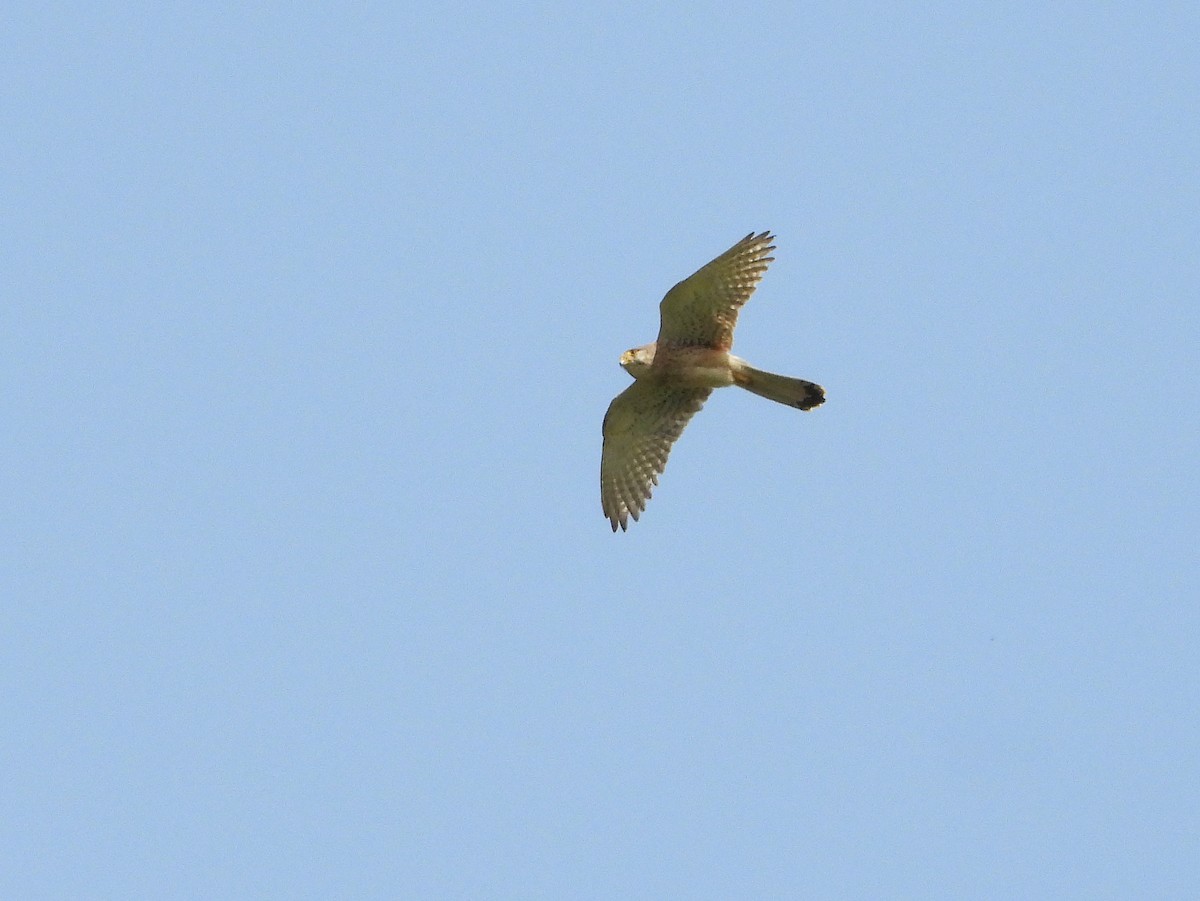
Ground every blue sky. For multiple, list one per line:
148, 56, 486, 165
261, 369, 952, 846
4, 2, 1198, 897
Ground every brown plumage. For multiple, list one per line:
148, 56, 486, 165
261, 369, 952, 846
600, 232, 825, 531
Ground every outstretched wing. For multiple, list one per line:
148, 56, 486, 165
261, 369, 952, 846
600, 380, 711, 531
657, 231, 775, 350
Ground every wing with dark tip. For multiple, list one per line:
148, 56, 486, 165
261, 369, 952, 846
600, 380, 711, 531
656, 231, 775, 350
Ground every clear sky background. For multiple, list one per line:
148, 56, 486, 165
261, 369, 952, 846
4, 3, 1198, 898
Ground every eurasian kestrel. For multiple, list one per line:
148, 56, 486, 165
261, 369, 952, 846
600, 231, 825, 531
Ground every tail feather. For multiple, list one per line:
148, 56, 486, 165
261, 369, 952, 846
731, 361, 825, 411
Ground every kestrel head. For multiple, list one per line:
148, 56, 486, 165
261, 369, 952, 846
619, 344, 656, 379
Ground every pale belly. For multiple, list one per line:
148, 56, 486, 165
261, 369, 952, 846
651, 347, 737, 389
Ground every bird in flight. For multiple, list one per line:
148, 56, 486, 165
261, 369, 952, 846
600, 231, 825, 531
